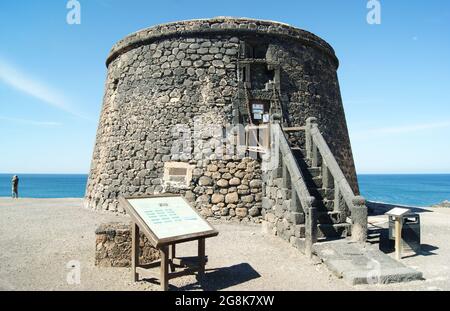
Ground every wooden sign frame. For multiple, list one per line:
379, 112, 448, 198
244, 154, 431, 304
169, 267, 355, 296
386, 207, 411, 218
385, 207, 411, 260
119, 194, 218, 248
118, 194, 219, 291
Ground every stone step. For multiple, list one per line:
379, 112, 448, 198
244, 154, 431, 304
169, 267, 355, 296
317, 223, 350, 238
316, 188, 334, 200
296, 222, 351, 239
322, 199, 335, 211
307, 167, 321, 178
290, 196, 335, 214
308, 188, 334, 201
304, 158, 312, 167
317, 211, 345, 224
305, 176, 323, 188
292, 151, 308, 169
313, 240, 423, 285
312, 200, 334, 212
290, 147, 306, 155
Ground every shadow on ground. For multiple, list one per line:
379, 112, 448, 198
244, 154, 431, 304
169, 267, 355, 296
140, 263, 260, 291
175, 263, 260, 291
368, 226, 439, 258
401, 244, 439, 258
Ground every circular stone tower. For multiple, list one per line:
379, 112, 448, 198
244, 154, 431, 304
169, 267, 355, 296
85, 17, 359, 216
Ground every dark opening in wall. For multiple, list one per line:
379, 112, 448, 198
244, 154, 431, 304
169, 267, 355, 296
253, 44, 269, 59
250, 63, 275, 90
243, 41, 269, 59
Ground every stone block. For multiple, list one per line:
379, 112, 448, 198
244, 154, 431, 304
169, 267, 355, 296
235, 207, 248, 218
211, 193, 225, 204
199, 176, 213, 186
262, 197, 273, 210
290, 212, 305, 225
95, 222, 159, 267
225, 192, 239, 204
229, 177, 241, 186
290, 236, 306, 253
261, 221, 273, 235
248, 206, 260, 217
265, 212, 276, 223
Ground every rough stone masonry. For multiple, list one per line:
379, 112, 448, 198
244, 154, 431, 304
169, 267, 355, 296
85, 17, 359, 224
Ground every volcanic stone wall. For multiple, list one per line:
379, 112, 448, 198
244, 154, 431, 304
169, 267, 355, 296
95, 222, 160, 267
85, 18, 358, 219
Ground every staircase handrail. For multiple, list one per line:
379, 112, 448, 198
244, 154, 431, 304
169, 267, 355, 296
305, 117, 368, 242
271, 121, 317, 256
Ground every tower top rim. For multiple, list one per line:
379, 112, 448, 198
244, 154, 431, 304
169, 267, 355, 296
106, 17, 338, 68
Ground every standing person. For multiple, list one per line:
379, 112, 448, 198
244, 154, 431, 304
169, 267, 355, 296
12, 175, 19, 199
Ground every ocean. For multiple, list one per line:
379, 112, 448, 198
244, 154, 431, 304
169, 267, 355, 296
0, 174, 449, 207
357, 174, 450, 207
0, 174, 88, 199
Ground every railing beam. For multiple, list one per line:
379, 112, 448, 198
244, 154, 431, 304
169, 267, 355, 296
282, 160, 291, 189
309, 122, 368, 243
290, 188, 300, 212
272, 122, 335, 258
322, 162, 332, 189
334, 179, 341, 212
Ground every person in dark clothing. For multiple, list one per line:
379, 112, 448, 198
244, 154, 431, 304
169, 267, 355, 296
12, 175, 19, 199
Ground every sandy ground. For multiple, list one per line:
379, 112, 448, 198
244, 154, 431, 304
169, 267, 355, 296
367, 206, 450, 291
0, 198, 449, 291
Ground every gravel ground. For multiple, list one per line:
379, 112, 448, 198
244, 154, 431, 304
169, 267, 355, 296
0, 198, 448, 291
0, 198, 351, 291
366, 205, 450, 291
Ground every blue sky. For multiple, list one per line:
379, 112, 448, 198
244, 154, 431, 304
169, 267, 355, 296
0, 0, 449, 174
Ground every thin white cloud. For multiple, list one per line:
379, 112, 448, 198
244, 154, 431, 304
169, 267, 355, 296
0, 58, 89, 120
0, 116, 62, 127
352, 121, 450, 139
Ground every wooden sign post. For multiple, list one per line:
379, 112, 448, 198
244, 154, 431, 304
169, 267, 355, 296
119, 194, 218, 291
386, 207, 411, 260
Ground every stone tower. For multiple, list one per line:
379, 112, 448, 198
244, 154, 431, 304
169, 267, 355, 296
85, 18, 359, 225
